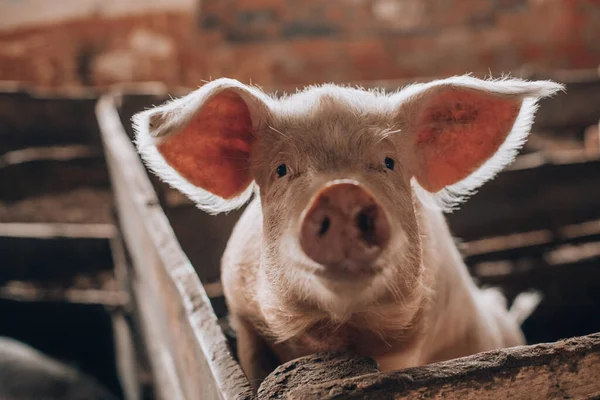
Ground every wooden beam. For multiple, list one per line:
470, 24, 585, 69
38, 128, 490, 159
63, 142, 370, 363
0, 222, 115, 238
0, 154, 110, 203
0, 144, 102, 167
110, 233, 156, 400
97, 94, 254, 400
0, 89, 101, 154
0, 281, 127, 307
448, 156, 600, 241
0, 232, 115, 284
259, 334, 600, 399
462, 218, 600, 264
258, 352, 379, 399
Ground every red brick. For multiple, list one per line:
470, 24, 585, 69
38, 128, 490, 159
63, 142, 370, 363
0, 0, 599, 90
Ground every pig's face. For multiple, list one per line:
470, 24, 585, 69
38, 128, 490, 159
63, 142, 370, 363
134, 77, 562, 318
250, 92, 422, 310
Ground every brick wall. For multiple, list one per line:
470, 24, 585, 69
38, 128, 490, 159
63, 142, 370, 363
0, 0, 598, 90
0, 0, 193, 30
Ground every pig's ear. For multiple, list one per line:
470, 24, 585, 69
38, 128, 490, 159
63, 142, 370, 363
394, 76, 564, 208
133, 78, 272, 214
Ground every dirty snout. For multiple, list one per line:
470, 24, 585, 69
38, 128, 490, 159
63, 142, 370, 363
299, 180, 391, 275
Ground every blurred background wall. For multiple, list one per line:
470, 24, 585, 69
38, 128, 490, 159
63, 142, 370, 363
0, 0, 599, 88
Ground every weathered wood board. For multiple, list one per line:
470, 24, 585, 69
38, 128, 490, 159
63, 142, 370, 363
97, 94, 254, 400
259, 334, 600, 399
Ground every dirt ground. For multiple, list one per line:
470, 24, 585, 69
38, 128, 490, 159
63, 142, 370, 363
0, 188, 113, 224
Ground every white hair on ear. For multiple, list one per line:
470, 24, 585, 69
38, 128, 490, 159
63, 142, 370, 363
134, 114, 257, 215
432, 96, 539, 211
411, 178, 442, 212
132, 78, 272, 215
398, 76, 565, 212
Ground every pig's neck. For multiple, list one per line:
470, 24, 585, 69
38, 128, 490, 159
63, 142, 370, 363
369, 203, 484, 370
417, 204, 484, 364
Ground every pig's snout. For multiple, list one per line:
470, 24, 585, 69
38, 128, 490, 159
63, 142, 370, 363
299, 180, 391, 271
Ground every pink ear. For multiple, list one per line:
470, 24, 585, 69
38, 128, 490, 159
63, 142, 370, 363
134, 78, 273, 213
156, 91, 255, 199
412, 89, 521, 192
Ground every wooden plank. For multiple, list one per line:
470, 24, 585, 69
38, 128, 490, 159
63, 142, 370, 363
0, 224, 125, 306
0, 154, 110, 202
0, 233, 114, 283
462, 219, 600, 264
99, 95, 199, 400
0, 88, 101, 154
259, 334, 600, 399
97, 94, 254, 400
472, 246, 600, 345
0, 222, 115, 238
473, 244, 600, 299
0, 187, 113, 225
258, 352, 380, 399
448, 156, 600, 241
0, 280, 126, 306
0, 144, 102, 167
110, 233, 157, 400
112, 311, 143, 400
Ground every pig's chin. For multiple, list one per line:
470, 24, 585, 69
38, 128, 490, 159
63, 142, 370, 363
308, 263, 394, 319
313, 259, 382, 284
287, 241, 384, 287
304, 258, 389, 303
277, 235, 390, 309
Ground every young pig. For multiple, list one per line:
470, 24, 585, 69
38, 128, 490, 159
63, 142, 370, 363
133, 76, 563, 389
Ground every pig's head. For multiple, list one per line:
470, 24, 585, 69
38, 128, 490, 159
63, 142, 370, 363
134, 76, 562, 325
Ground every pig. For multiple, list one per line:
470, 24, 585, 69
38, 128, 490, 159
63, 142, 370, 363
133, 75, 563, 389
0, 336, 118, 400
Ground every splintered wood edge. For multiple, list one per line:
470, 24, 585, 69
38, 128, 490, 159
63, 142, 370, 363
270, 333, 600, 400
96, 93, 255, 400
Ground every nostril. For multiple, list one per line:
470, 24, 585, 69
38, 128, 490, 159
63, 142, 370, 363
318, 216, 331, 236
356, 206, 377, 244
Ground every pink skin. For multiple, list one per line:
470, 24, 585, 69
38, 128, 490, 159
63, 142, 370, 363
299, 179, 391, 278
133, 76, 563, 390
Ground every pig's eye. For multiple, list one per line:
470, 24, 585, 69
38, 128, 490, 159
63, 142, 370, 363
276, 164, 288, 178
384, 157, 395, 170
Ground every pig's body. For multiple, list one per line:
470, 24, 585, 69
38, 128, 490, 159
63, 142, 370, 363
134, 75, 562, 390
222, 196, 524, 379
